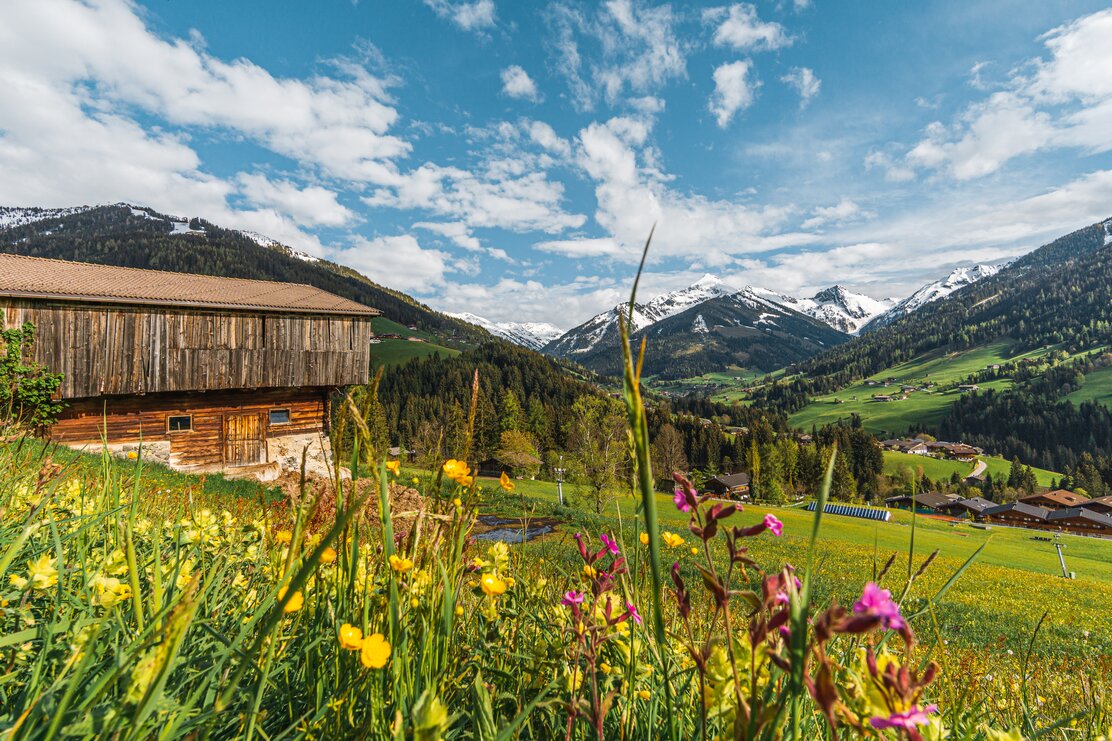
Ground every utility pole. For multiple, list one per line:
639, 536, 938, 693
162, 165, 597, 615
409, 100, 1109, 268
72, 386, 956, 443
554, 455, 566, 507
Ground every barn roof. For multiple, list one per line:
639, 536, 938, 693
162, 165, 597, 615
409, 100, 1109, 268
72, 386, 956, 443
0, 253, 379, 317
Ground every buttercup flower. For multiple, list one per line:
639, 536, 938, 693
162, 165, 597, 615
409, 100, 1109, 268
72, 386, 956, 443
661, 531, 685, 549
360, 633, 391, 669
499, 471, 515, 492
443, 459, 474, 486
639, 533, 649, 546
385, 460, 400, 475
319, 547, 337, 565
389, 554, 414, 574
480, 573, 507, 596
277, 586, 303, 613
275, 530, 293, 545
854, 582, 905, 630
339, 623, 363, 650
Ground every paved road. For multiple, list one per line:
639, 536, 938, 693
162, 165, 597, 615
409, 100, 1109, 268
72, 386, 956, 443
967, 458, 987, 479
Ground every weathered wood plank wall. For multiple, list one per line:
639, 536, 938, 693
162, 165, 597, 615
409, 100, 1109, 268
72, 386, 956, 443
2, 299, 373, 398
51, 387, 328, 469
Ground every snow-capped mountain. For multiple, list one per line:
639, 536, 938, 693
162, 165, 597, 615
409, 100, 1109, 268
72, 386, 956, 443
449, 312, 564, 351
865, 264, 1000, 330
0, 205, 98, 230
544, 274, 735, 357
751, 285, 895, 335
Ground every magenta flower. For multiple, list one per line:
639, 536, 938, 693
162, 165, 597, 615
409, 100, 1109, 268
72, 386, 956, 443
561, 590, 585, 607
869, 705, 937, 731
854, 582, 905, 630
673, 488, 692, 513
625, 601, 643, 625
600, 533, 620, 555
763, 513, 784, 536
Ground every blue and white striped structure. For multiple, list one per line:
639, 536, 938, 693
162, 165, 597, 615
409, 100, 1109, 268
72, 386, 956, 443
804, 502, 891, 522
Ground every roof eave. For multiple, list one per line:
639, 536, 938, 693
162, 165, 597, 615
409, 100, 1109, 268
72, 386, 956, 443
0, 289, 380, 317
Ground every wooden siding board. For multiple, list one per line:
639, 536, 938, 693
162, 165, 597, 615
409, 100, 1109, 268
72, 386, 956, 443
1, 299, 372, 397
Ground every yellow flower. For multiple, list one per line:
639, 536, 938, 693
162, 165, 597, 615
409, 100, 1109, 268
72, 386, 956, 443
386, 460, 400, 476
661, 531, 684, 549
412, 476, 420, 485
91, 574, 132, 608
690, 547, 699, 556
583, 564, 598, 579
410, 597, 420, 609
639, 533, 649, 546
360, 633, 391, 669
338, 623, 363, 650
278, 586, 303, 613
27, 554, 58, 591
389, 554, 414, 573
480, 573, 507, 596
126, 451, 138, 460
275, 530, 293, 545
452, 497, 462, 508
442, 459, 474, 486
319, 547, 337, 565
499, 471, 515, 492
638, 689, 651, 702
9, 574, 28, 590
504, 577, 515, 588
455, 605, 465, 617
600, 662, 612, 674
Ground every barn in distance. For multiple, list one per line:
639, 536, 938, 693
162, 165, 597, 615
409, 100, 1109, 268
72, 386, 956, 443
0, 253, 378, 477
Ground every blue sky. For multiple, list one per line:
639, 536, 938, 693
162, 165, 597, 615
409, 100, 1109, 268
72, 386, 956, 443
2, 0, 1111, 328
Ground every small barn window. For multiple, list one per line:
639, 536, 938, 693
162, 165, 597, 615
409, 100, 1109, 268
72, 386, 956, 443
167, 415, 192, 433
269, 409, 291, 426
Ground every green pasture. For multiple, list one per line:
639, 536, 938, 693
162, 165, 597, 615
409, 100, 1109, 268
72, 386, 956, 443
1066, 363, 1112, 408
474, 473, 1112, 657
883, 451, 1061, 487
370, 338, 460, 369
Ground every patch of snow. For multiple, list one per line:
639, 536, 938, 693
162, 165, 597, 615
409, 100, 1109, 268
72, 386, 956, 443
0, 205, 96, 230
170, 221, 205, 235
1103, 218, 1112, 246
867, 264, 1000, 330
752, 284, 894, 335
449, 312, 565, 351
692, 314, 709, 334
240, 230, 280, 248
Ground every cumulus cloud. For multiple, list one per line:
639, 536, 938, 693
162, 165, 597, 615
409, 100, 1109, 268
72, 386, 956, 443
800, 197, 866, 229
333, 234, 453, 293
527, 120, 572, 157
423, 0, 496, 32
430, 275, 627, 325
781, 67, 820, 108
237, 174, 354, 228
547, 0, 685, 110
898, 9, 1112, 180
704, 4, 792, 52
412, 221, 482, 250
710, 60, 758, 127
501, 65, 541, 101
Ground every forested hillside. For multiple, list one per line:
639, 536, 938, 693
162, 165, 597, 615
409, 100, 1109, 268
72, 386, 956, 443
0, 204, 488, 346
755, 218, 1112, 414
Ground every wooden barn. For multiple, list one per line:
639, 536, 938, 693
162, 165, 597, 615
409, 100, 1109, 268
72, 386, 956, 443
0, 253, 378, 476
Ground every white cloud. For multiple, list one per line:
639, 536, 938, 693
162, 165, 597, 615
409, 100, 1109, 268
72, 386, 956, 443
423, 0, 496, 31
333, 235, 452, 293
547, 0, 686, 111
800, 197, 865, 229
899, 9, 1112, 181
710, 60, 758, 127
413, 221, 482, 250
864, 151, 915, 183
431, 275, 626, 325
237, 174, 354, 228
704, 4, 792, 52
781, 67, 820, 108
574, 115, 812, 264
527, 120, 572, 157
534, 237, 624, 258
501, 65, 541, 101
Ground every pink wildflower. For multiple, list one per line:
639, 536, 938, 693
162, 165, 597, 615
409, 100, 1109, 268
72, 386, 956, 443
599, 533, 620, 555
869, 705, 937, 731
854, 582, 905, 630
673, 488, 692, 513
562, 590, 585, 606
763, 513, 784, 536
625, 601, 643, 625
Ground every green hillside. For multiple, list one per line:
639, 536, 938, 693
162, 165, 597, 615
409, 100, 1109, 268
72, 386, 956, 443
371, 338, 460, 369
1065, 363, 1112, 408
881, 450, 1060, 487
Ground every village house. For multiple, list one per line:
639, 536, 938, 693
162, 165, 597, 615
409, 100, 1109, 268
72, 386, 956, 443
1020, 489, 1090, 511
882, 438, 930, 455
1080, 495, 1112, 516
705, 472, 751, 500
940, 496, 996, 518
1044, 507, 1112, 537
0, 253, 378, 478
980, 501, 1051, 528
884, 491, 958, 513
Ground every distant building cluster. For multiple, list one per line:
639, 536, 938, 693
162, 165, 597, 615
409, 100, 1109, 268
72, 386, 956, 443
885, 490, 1112, 538
882, 438, 982, 461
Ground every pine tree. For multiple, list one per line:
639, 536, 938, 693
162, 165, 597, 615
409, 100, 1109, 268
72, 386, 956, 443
830, 448, 858, 502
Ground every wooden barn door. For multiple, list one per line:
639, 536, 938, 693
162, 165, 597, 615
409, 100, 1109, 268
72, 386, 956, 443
223, 412, 265, 466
